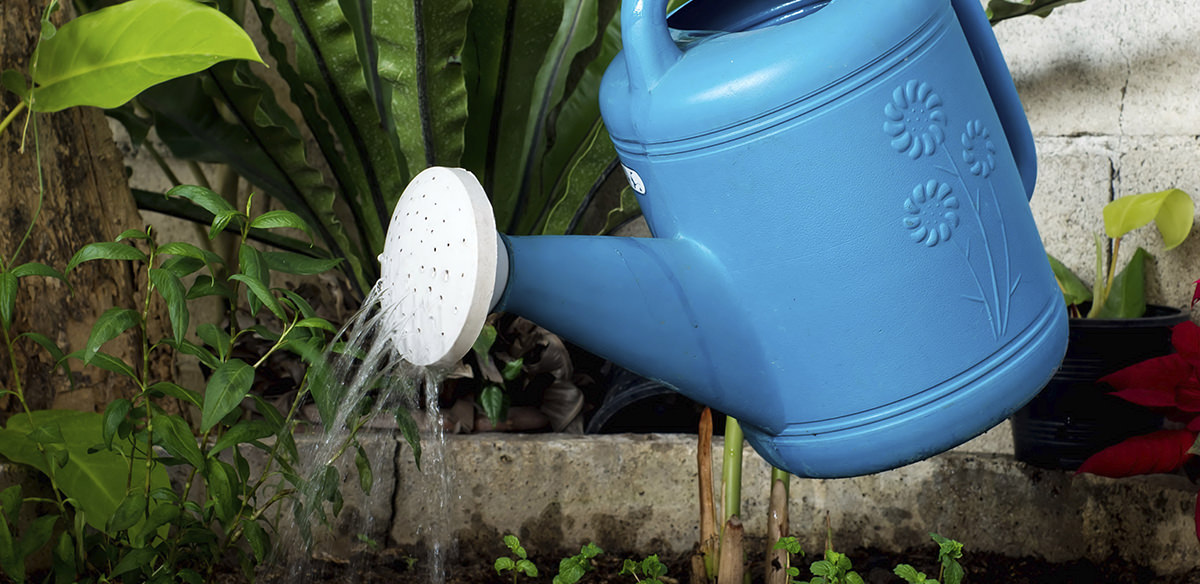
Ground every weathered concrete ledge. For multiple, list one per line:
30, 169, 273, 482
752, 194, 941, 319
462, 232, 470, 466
387, 433, 1199, 576
4, 431, 1198, 575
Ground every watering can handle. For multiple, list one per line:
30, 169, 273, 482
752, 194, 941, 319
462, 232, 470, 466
952, 0, 1037, 200
622, 0, 683, 92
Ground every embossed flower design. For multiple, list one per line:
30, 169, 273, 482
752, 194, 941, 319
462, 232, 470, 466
884, 80, 947, 160
903, 180, 959, 247
961, 119, 997, 178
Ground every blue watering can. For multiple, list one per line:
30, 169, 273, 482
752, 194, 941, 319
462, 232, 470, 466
378, 0, 1068, 478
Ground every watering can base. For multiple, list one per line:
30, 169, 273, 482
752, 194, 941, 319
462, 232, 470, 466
744, 299, 1067, 478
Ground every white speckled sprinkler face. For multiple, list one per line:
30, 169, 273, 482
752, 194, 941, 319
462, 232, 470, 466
377, 168, 507, 369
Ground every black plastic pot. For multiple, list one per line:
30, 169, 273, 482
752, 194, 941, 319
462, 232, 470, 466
1010, 304, 1186, 470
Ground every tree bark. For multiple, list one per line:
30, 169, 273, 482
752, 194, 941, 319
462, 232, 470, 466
1, 0, 146, 418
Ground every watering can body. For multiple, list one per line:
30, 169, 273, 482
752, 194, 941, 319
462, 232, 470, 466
497, 0, 1067, 477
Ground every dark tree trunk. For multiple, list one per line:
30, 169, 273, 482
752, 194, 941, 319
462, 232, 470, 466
1, 0, 146, 418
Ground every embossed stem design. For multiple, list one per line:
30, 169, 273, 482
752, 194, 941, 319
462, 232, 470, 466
941, 147, 1005, 338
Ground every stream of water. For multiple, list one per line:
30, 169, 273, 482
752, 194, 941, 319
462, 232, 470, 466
274, 284, 454, 583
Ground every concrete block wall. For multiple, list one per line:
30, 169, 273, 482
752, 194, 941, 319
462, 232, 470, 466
996, 0, 1200, 309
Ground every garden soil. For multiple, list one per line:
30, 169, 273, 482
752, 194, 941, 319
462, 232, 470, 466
247, 544, 1200, 584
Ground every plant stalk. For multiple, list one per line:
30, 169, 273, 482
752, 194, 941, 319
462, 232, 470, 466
721, 416, 743, 522
0, 101, 27, 136
697, 407, 716, 581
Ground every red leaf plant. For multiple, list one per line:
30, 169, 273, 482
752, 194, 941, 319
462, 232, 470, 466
1077, 321, 1200, 544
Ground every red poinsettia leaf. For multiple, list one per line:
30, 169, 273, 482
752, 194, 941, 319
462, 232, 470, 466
1077, 429, 1196, 478
1178, 380, 1200, 412
1187, 417, 1200, 432
1111, 387, 1178, 408
1100, 354, 1191, 394
1173, 322, 1200, 368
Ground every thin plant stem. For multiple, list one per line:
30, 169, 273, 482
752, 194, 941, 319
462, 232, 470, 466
8, 113, 46, 268
186, 160, 212, 191
0, 101, 27, 136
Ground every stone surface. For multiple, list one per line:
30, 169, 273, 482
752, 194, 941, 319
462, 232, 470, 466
389, 434, 1200, 575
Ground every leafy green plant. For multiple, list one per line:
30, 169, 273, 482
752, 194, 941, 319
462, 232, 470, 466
1048, 188, 1194, 318
94, 0, 641, 298
894, 534, 965, 584
620, 554, 667, 584
471, 323, 525, 426
808, 549, 865, 584
772, 536, 805, 584
0, 184, 345, 582
495, 534, 539, 584
554, 542, 604, 584
986, 0, 1089, 24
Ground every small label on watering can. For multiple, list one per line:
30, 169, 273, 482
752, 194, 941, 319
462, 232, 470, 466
622, 165, 646, 195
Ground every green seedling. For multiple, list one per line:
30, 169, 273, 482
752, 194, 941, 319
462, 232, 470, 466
773, 536, 806, 584
620, 554, 667, 584
931, 533, 964, 584
554, 542, 603, 584
809, 549, 864, 584
893, 564, 937, 584
495, 534, 538, 583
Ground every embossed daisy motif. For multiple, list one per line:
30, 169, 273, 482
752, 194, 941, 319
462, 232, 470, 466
884, 80, 947, 160
961, 119, 997, 178
903, 180, 960, 247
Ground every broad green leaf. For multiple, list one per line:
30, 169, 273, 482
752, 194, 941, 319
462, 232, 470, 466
68, 349, 139, 381
135, 503, 180, 544
987, 0, 1088, 24
264, 251, 342, 275
238, 245, 271, 315
157, 241, 225, 271
229, 274, 285, 320
205, 459, 238, 524
480, 384, 508, 427
1103, 188, 1194, 248
894, 564, 923, 583
196, 323, 231, 360
246, 0, 371, 291
242, 519, 269, 562
601, 186, 642, 235
208, 419, 274, 456
106, 492, 146, 533
1095, 247, 1149, 318
543, 123, 618, 235
149, 268, 188, 345
0, 411, 169, 534
115, 228, 150, 241
82, 307, 140, 365
0, 271, 16, 330
394, 407, 422, 470
354, 442, 373, 494
30, 0, 263, 112
168, 184, 235, 216
518, 559, 539, 578
0, 486, 19, 523
201, 359, 254, 432
269, 0, 409, 258
164, 339, 221, 371
110, 547, 157, 578
0, 515, 20, 582
472, 324, 498, 367
187, 275, 234, 301
495, 557, 515, 573
154, 413, 205, 469
501, 358, 524, 382
52, 532, 74, 583
1045, 254, 1091, 307
2, 70, 28, 99
250, 210, 312, 236
11, 262, 66, 282
211, 209, 243, 239
159, 256, 205, 279
375, 0, 470, 177
66, 242, 147, 273
280, 289, 318, 319
102, 398, 132, 449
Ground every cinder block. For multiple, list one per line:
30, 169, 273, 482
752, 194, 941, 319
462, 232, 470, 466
1113, 137, 1200, 308
1114, 0, 1200, 135
994, 0, 1125, 137
1028, 137, 1116, 287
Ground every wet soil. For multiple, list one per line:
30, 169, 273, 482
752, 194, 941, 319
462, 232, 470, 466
252, 545, 1200, 584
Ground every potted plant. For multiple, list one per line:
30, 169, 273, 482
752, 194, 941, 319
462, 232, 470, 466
1012, 188, 1194, 469
1075, 317, 1200, 544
